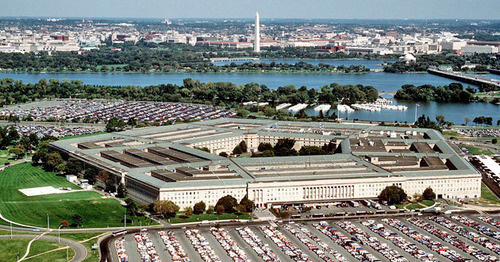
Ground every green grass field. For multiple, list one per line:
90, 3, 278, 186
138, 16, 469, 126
462, 145, 494, 156
0, 238, 73, 262
0, 163, 142, 228
480, 182, 500, 205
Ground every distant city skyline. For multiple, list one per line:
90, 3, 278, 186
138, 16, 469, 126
0, 0, 499, 20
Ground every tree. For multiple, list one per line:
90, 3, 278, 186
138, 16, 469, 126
232, 145, 243, 155
299, 146, 325, 156
9, 146, 25, 159
422, 187, 436, 200
261, 150, 275, 157
44, 152, 64, 171
258, 142, 273, 152
71, 214, 84, 228
117, 183, 127, 198
216, 195, 238, 213
153, 200, 180, 218
239, 195, 254, 212
105, 179, 116, 193
127, 117, 137, 126
493, 139, 498, 145
60, 220, 69, 227
219, 152, 228, 157
215, 205, 225, 214
125, 198, 138, 216
66, 158, 83, 175
378, 186, 407, 205
84, 167, 98, 185
184, 207, 193, 216
193, 201, 206, 215
239, 140, 248, 153
273, 138, 298, 156
105, 117, 126, 132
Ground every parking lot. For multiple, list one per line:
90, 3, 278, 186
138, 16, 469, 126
110, 214, 500, 262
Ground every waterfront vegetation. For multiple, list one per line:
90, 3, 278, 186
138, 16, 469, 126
394, 83, 476, 102
0, 78, 378, 107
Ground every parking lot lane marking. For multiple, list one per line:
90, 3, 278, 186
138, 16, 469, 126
200, 228, 234, 262
379, 218, 450, 262
227, 227, 265, 262
304, 224, 357, 262
329, 221, 388, 262
150, 231, 173, 262
277, 224, 321, 260
422, 216, 498, 256
249, 225, 290, 261
399, 219, 476, 261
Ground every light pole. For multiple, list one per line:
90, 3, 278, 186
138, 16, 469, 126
58, 225, 63, 244
10, 222, 12, 239
47, 214, 50, 230
124, 213, 126, 228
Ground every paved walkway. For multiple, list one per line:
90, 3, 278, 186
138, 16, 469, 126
0, 234, 87, 262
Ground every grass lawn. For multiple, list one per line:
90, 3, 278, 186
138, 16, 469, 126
0, 238, 73, 262
0, 162, 148, 228
421, 200, 435, 207
406, 203, 425, 210
461, 145, 494, 156
479, 182, 500, 205
26, 247, 75, 262
0, 238, 32, 261
168, 212, 252, 224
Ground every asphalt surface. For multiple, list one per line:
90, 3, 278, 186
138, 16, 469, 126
0, 234, 88, 262
104, 214, 500, 262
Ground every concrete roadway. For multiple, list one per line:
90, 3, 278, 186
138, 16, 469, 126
0, 234, 88, 262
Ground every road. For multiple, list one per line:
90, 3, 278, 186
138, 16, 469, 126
0, 234, 88, 262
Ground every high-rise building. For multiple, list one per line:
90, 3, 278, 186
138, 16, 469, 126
254, 12, 260, 53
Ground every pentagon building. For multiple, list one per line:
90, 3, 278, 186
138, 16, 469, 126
50, 118, 481, 209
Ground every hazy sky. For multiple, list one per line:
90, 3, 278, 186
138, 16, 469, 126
0, 0, 498, 20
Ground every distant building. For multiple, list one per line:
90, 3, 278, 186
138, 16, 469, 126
461, 45, 499, 54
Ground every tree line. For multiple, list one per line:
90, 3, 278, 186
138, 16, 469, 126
0, 78, 378, 107
384, 53, 499, 73
394, 83, 475, 102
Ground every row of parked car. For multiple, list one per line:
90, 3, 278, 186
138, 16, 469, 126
429, 216, 500, 256
236, 226, 280, 262
451, 215, 500, 240
158, 231, 190, 262
115, 238, 129, 262
362, 220, 437, 261
283, 223, 342, 262
133, 232, 160, 262
383, 218, 470, 262
185, 229, 221, 262
210, 227, 249, 262
260, 224, 312, 262
478, 216, 500, 229
313, 221, 380, 262
337, 221, 408, 262
294, 223, 348, 262
408, 217, 497, 262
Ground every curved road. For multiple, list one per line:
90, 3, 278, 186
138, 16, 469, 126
0, 235, 88, 262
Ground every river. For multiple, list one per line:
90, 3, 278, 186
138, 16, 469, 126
0, 60, 498, 125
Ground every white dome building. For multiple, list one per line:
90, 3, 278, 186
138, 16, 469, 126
399, 53, 417, 63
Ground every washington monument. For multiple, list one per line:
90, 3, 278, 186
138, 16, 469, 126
254, 12, 260, 53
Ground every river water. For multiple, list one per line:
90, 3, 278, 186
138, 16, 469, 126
0, 59, 498, 125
